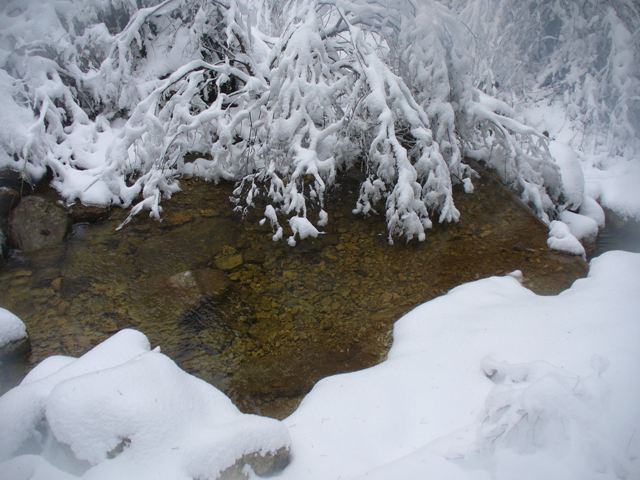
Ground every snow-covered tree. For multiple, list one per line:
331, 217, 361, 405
1, 0, 605, 243
450, 0, 640, 169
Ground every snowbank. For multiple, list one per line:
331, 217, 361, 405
0, 330, 290, 480
0, 307, 27, 349
278, 251, 640, 479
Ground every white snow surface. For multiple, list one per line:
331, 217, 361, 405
0, 330, 290, 480
547, 220, 586, 257
1, 252, 639, 480
278, 251, 640, 480
524, 102, 640, 220
0, 307, 27, 349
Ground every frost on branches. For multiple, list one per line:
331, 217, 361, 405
1, 0, 614, 243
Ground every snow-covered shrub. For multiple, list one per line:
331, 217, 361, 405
0, 0, 585, 242
448, 0, 640, 218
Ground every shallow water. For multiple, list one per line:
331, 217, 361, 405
590, 212, 640, 259
0, 173, 587, 418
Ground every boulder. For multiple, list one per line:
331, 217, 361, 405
9, 196, 69, 252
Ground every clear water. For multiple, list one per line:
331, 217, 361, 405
0, 174, 587, 418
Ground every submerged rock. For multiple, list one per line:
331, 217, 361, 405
215, 246, 244, 271
9, 196, 69, 252
69, 204, 111, 224
168, 269, 230, 299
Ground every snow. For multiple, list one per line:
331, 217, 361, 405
0, 329, 290, 480
277, 251, 640, 480
2, 253, 639, 479
547, 220, 586, 256
558, 210, 599, 243
548, 140, 584, 211
287, 216, 322, 246
0, 307, 27, 349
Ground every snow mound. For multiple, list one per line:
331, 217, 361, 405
547, 220, 586, 256
279, 251, 640, 480
558, 210, 599, 243
0, 329, 290, 480
549, 140, 585, 211
0, 307, 27, 349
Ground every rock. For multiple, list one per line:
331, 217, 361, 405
163, 211, 193, 226
69, 204, 111, 224
0, 186, 20, 225
51, 277, 63, 292
0, 336, 31, 359
168, 270, 199, 290
0, 169, 33, 194
9, 196, 70, 252
168, 269, 230, 299
243, 248, 266, 264
214, 246, 244, 271
193, 269, 230, 298
219, 446, 290, 479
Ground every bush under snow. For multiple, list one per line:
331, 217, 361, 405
2, 0, 620, 243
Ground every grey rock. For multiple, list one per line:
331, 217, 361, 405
218, 446, 290, 479
9, 196, 70, 252
0, 335, 31, 360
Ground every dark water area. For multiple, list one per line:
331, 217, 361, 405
0, 173, 588, 418
589, 212, 640, 259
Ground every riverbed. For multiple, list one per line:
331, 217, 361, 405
0, 173, 587, 418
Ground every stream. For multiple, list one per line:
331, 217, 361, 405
0, 173, 588, 418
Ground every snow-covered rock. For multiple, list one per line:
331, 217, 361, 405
558, 210, 599, 243
547, 220, 586, 256
579, 195, 606, 228
0, 307, 28, 358
0, 329, 290, 480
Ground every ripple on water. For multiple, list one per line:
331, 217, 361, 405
0, 173, 587, 418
